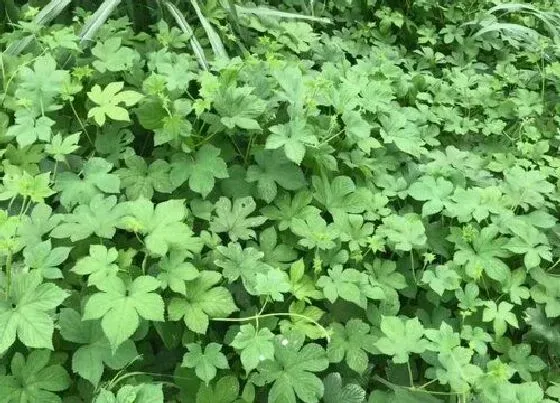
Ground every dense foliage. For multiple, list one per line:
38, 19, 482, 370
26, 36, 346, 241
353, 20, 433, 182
1, 0, 560, 402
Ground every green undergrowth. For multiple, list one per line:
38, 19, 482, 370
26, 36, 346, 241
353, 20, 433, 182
1, 0, 560, 402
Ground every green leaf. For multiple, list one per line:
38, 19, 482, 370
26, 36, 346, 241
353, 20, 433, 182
212, 85, 266, 130
23, 239, 71, 279
92, 37, 140, 73
117, 156, 176, 200
59, 308, 138, 386
312, 175, 368, 214
291, 212, 338, 250
452, 226, 511, 282
50, 195, 126, 241
119, 198, 203, 256
0, 350, 70, 402
231, 324, 275, 373
196, 376, 240, 403
83, 276, 165, 351
6, 114, 55, 146
327, 319, 378, 373
182, 342, 229, 384
408, 175, 454, 217
253, 333, 329, 403
210, 196, 267, 241
422, 264, 461, 296
168, 271, 238, 334
506, 343, 546, 381
322, 373, 366, 403
266, 118, 318, 164
246, 149, 306, 203
157, 250, 200, 295
94, 383, 164, 403
482, 301, 519, 337
72, 244, 120, 287
54, 157, 120, 209
214, 242, 272, 295
434, 346, 483, 393
377, 213, 427, 251
87, 82, 143, 126
262, 190, 319, 231
375, 316, 432, 363
44, 132, 80, 162
14, 53, 69, 112
170, 145, 229, 198
0, 271, 69, 353
17, 203, 62, 247
317, 265, 384, 309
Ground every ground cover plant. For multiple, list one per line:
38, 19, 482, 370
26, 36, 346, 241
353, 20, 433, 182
1, 0, 560, 402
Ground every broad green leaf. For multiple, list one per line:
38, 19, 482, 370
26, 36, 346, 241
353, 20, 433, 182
322, 373, 366, 403
482, 301, 518, 337
375, 316, 432, 363
0, 350, 70, 402
50, 195, 126, 241
117, 156, 176, 200
92, 37, 140, 73
210, 196, 266, 241
119, 198, 203, 256
157, 250, 199, 295
168, 271, 238, 334
54, 157, 120, 209
327, 319, 378, 373
230, 324, 275, 373
377, 213, 427, 251
72, 245, 120, 287
246, 149, 306, 203
408, 175, 454, 216
170, 145, 229, 197
83, 276, 165, 351
0, 271, 69, 353
253, 333, 329, 403
87, 82, 143, 126
59, 308, 138, 386
182, 342, 229, 384
23, 239, 71, 279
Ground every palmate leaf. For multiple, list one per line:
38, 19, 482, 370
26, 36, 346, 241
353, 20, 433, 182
252, 332, 329, 403
117, 156, 176, 200
0, 271, 69, 353
182, 342, 229, 384
83, 276, 165, 352
327, 319, 378, 373
0, 350, 71, 402
230, 324, 275, 373
170, 144, 229, 198
246, 149, 306, 203
322, 373, 366, 403
94, 383, 164, 403
50, 195, 127, 241
54, 157, 120, 209
59, 308, 138, 386
87, 82, 143, 126
118, 198, 203, 256
210, 196, 267, 241
168, 271, 238, 334
375, 316, 432, 363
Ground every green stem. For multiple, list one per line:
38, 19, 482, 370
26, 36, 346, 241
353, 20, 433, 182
213, 312, 330, 342
372, 375, 466, 396
410, 251, 416, 283
5, 251, 12, 301
3, 0, 19, 24
407, 360, 414, 388
141, 252, 148, 275
69, 100, 93, 146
